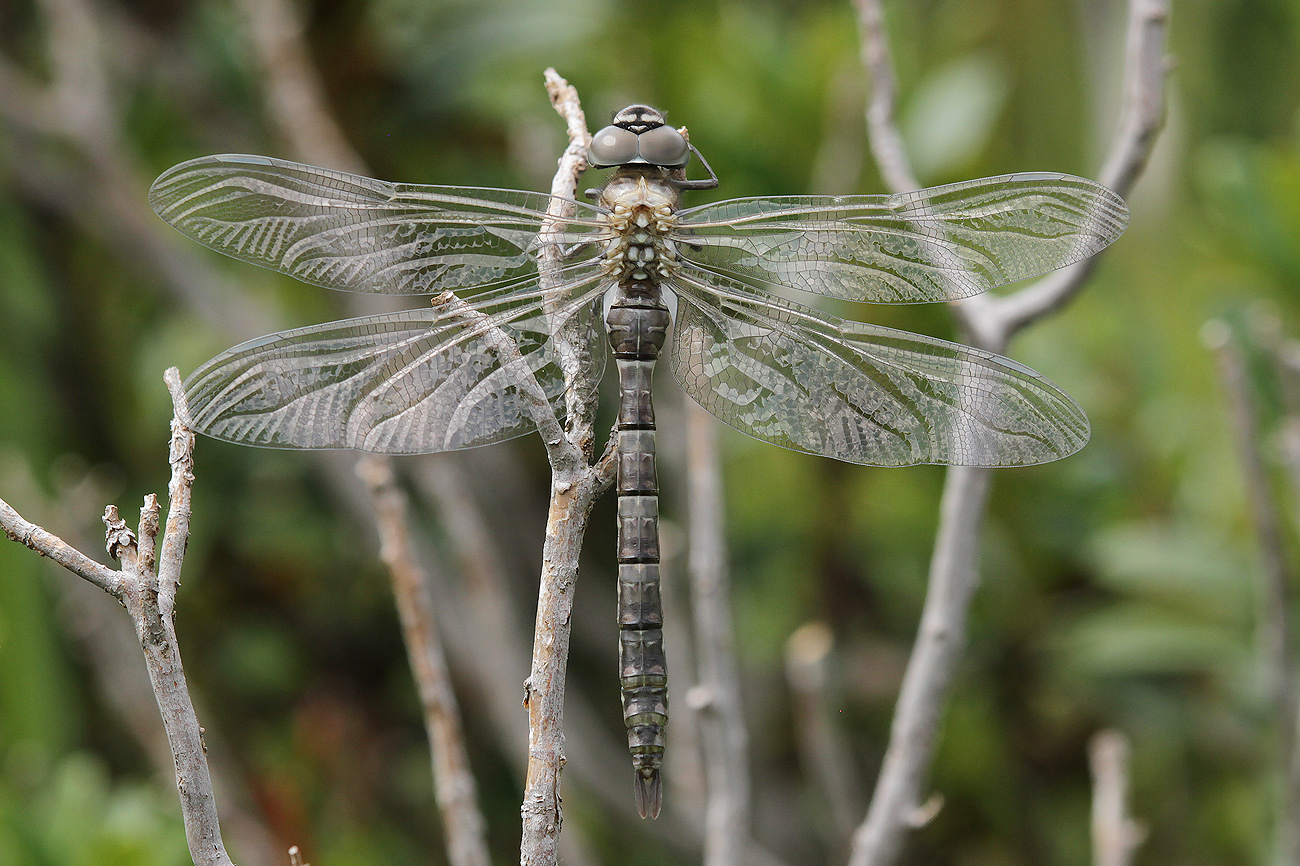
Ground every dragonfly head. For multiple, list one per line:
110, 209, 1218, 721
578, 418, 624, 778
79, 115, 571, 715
588, 104, 691, 170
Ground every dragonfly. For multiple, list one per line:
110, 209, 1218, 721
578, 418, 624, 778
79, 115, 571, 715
150, 104, 1128, 819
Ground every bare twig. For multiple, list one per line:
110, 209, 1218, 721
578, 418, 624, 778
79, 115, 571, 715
233, 0, 367, 175
851, 0, 919, 195
684, 402, 751, 866
357, 456, 491, 866
848, 2, 1168, 864
542, 69, 601, 457
1089, 730, 1145, 866
1, 370, 234, 866
848, 466, 991, 866
147, 369, 232, 865
992, 0, 1169, 341
46, 470, 282, 866
0, 497, 124, 597
519, 70, 619, 866
230, 7, 502, 860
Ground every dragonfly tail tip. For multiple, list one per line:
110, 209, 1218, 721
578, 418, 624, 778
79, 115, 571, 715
633, 768, 662, 819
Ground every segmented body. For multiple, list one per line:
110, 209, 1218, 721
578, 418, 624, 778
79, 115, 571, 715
598, 172, 682, 819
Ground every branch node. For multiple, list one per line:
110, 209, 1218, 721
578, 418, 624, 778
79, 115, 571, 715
103, 504, 137, 560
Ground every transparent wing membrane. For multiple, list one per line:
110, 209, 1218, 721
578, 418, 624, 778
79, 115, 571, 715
675, 173, 1128, 304
182, 278, 608, 453
153, 154, 1120, 465
668, 271, 1089, 467
150, 154, 607, 296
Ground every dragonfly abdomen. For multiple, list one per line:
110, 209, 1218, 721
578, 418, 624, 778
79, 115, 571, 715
607, 296, 670, 819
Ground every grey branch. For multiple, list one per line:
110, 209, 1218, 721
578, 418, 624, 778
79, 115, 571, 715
520, 70, 618, 866
847, 2, 1169, 865
851, 0, 919, 196
357, 456, 491, 866
1, 369, 234, 866
685, 400, 753, 866
231, 5, 502, 861
1089, 731, 1145, 866
1, 496, 124, 597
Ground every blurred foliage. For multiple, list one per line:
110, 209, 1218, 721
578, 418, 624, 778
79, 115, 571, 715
2, 0, 1300, 864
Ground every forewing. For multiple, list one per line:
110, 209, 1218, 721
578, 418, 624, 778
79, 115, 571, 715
150, 154, 606, 295
181, 280, 608, 453
668, 272, 1088, 467
675, 172, 1128, 303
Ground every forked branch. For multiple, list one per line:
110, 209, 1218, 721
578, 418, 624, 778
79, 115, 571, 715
847, 2, 1169, 865
0, 369, 233, 866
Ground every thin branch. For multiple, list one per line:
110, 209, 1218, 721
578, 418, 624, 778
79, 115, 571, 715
230, 9, 504, 861
0, 371, 235, 865
848, 466, 991, 866
0, 497, 125, 597
1089, 730, 1145, 866
847, 2, 1168, 863
430, 290, 572, 454
851, 0, 918, 195
520, 71, 621, 866
992, 0, 1169, 339
542, 68, 601, 462
684, 401, 751, 866
357, 456, 491, 866
137, 370, 233, 866
48, 471, 282, 866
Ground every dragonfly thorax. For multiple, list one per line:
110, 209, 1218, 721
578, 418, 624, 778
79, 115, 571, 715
599, 174, 680, 296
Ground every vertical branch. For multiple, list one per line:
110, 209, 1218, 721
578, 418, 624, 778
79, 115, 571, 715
848, 2, 1168, 864
147, 369, 232, 866
520, 70, 616, 866
851, 0, 919, 195
231, 8, 501, 864
0, 369, 236, 865
1205, 320, 1300, 865
684, 402, 751, 865
542, 70, 601, 455
358, 457, 491, 866
847, 466, 992, 866
1089, 730, 1145, 866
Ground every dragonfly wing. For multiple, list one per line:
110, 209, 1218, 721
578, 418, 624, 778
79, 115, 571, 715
668, 272, 1088, 467
150, 154, 606, 295
675, 172, 1128, 303
182, 280, 608, 453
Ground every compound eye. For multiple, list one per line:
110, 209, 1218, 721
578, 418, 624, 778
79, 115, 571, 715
588, 125, 638, 167
636, 125, 690, 167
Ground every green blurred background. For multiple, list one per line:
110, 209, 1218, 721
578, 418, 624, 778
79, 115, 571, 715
0, 0, 1296, 863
